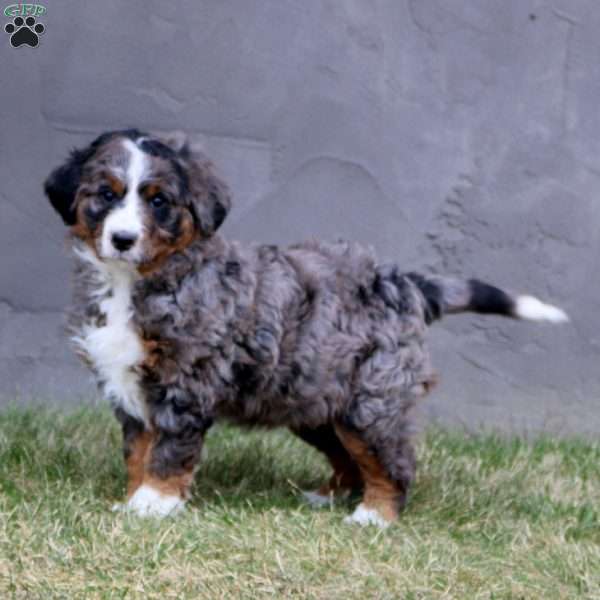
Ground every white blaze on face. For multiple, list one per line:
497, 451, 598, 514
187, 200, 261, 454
100, 139, 148, 262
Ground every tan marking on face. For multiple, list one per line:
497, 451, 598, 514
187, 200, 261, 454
66, 134, 202, 272
137, 210, 197, 276
106, 173, 127, 197
142, 182, 162, 200
70, 198, 101, 254
69, 138, 133, 254
335, 425, 402, 523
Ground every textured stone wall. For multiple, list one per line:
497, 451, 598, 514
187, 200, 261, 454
1, 1, 598, 434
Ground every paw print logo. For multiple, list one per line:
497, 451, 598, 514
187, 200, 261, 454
4, 15, 45, 47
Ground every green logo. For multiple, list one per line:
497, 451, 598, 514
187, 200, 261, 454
4, 3, 45, 47
4, 4, 46, 18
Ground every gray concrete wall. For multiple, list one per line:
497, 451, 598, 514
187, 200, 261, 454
1, 1, 598, 434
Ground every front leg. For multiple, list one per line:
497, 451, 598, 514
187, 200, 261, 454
114, 408, 153, 501
115, 398, 211, 517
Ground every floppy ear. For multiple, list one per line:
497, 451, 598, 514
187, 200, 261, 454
183, 147, 231, 237
153, 131, 231, 236
44, 145, 95, 226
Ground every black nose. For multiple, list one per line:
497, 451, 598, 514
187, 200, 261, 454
111, 232, 138, 252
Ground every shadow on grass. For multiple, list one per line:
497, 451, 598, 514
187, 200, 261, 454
0, 406, 333, 511
1, 406, 599, 541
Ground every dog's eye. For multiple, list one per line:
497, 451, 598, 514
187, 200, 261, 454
149, 193, 168, 209
99, 187, 117, 202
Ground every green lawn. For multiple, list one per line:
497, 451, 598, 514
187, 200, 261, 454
0, 408, 598, 599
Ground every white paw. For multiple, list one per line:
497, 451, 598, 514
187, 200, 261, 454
343, 503, 390, 529
301, 490, 334, 508
122, 484, 185, 518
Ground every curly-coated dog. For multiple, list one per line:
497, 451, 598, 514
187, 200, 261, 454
44, 129, 568, 527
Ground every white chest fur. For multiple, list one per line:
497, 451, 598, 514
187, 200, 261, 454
73, 249, 148, 425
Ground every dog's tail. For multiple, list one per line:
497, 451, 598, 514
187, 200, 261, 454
404, 272, 569, 325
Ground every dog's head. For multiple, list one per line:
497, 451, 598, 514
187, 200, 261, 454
44, 129, 230, 272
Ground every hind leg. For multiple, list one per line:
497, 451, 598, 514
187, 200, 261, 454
291, 425, 363, 506
334, 419, 416, 527
335, 342, 433, 526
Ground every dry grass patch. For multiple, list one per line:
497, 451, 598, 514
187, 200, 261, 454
0, 407, 599, 599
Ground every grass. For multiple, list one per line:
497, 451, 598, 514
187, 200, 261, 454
0, 408, 599, 599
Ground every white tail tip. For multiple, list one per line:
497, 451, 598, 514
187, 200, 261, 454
515, 295, 569, 323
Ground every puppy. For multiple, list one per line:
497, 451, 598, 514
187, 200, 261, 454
44, 129, 568, 526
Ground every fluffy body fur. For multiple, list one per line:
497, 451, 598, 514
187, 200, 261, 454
45, 129, 568, 526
